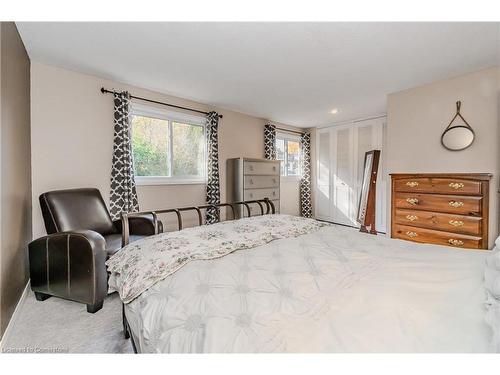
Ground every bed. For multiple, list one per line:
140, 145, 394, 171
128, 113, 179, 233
106, 201, 499, 353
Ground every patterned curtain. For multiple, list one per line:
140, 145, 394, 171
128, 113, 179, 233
300, 132, 313, 218
264, 124, 277, 160
205, 111, 221, 224
109, 91, 139, 220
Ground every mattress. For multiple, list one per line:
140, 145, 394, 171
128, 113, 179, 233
118, 220, 493, 353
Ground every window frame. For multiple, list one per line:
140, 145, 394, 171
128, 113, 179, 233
130, 102, 207, 186
276, 132, 302, 179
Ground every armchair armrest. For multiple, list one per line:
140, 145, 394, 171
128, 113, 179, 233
113, 214, 163, 236
28, 230, 108, 309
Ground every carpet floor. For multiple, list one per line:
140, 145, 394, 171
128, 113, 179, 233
3, 290, 133, 353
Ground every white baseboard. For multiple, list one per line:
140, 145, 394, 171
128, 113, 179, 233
0, 280, 30, 351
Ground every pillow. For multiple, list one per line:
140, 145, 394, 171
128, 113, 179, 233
484, 298, 500, 352
484, 246, 500, 352
486, 246, 500, 271
485, 265, 500, 299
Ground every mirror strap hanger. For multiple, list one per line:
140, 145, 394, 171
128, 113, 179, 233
444, 101, 473, 131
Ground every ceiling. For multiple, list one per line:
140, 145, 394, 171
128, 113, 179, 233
17, 22, 499, 127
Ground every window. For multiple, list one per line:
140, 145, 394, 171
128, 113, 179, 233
276, 134, 301, 177
131, 103, 206, 185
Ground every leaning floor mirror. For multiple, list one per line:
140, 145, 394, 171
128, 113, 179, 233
357, 149, 381, 235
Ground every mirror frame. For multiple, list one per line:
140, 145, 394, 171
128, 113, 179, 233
440, 125, 475, 151
357, 149, 381, 235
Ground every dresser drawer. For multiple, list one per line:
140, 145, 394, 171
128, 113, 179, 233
244, 188, 279, 201
244, 175, 279, 188
431, 178, 482, 195
394, 177, 481, 195
393, 224, 482, 249
394, 177, 433, 192
244, 161, 279, 175
394, 209, 482, 235
393, 192, 482, 215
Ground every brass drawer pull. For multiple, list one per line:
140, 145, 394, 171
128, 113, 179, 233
449, 182, 465, 190
406, 215, 418, 221
406, 181, 419, 188
406, 198, 419, 205
449, 201, 464, 208
448, 220, 464, 227
448, 239, 464, 246
406, 231, 418, 238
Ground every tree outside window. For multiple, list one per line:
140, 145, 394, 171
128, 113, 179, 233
130, 105, 206, 184
276, 135, 301, 177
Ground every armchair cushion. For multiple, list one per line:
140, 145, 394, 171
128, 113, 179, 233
107, 215, 163, 257
113, 214, 162, 236
104, 234, 144, 257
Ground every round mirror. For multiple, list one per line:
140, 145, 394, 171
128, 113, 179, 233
441, 125, 475, 151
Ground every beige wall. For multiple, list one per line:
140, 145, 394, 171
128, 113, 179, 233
0, 23, 31, 339
31, 62, 304, 237
386, 66, 500, 247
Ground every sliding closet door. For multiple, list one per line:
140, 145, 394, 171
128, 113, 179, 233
332, 127, 355, 226
315, 118, 386, 232
315, 129, 331, 221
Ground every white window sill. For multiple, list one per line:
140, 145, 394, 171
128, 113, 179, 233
136, 177, 207, 186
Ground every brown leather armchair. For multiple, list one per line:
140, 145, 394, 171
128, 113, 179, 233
28, 188, 162, 313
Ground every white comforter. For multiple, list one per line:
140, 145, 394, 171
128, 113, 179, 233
121, 220, 493, 353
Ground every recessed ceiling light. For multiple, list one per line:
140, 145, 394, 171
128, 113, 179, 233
330, 108, 338, 114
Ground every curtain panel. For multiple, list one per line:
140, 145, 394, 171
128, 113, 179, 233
264, 124, 277, 160
205, 111, 221, 224
109, 91, 140, 221
300, 132, 313, 218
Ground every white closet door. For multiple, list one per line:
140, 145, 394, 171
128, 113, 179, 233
374, 121, 387, 233
316, 130, 331, 220
315, 118, 386, 232
332, 127, 354, 226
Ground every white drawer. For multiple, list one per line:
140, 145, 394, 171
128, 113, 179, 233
244, 175, 279, 188
244, 161, 279, 175
244, 188, 279, 201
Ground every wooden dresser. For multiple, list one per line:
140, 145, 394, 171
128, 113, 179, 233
390, 173, 492, 249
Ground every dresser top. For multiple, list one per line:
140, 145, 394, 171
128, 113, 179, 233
390, 173, 492, 181
228, 157, 280, 163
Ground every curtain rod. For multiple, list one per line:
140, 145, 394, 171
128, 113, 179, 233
275, 127, 306, 135
100, 87, 223, 119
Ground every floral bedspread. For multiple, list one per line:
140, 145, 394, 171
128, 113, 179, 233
106, 214, 327, 303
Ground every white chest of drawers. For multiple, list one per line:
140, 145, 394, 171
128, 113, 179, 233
227, 157, 281, 218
